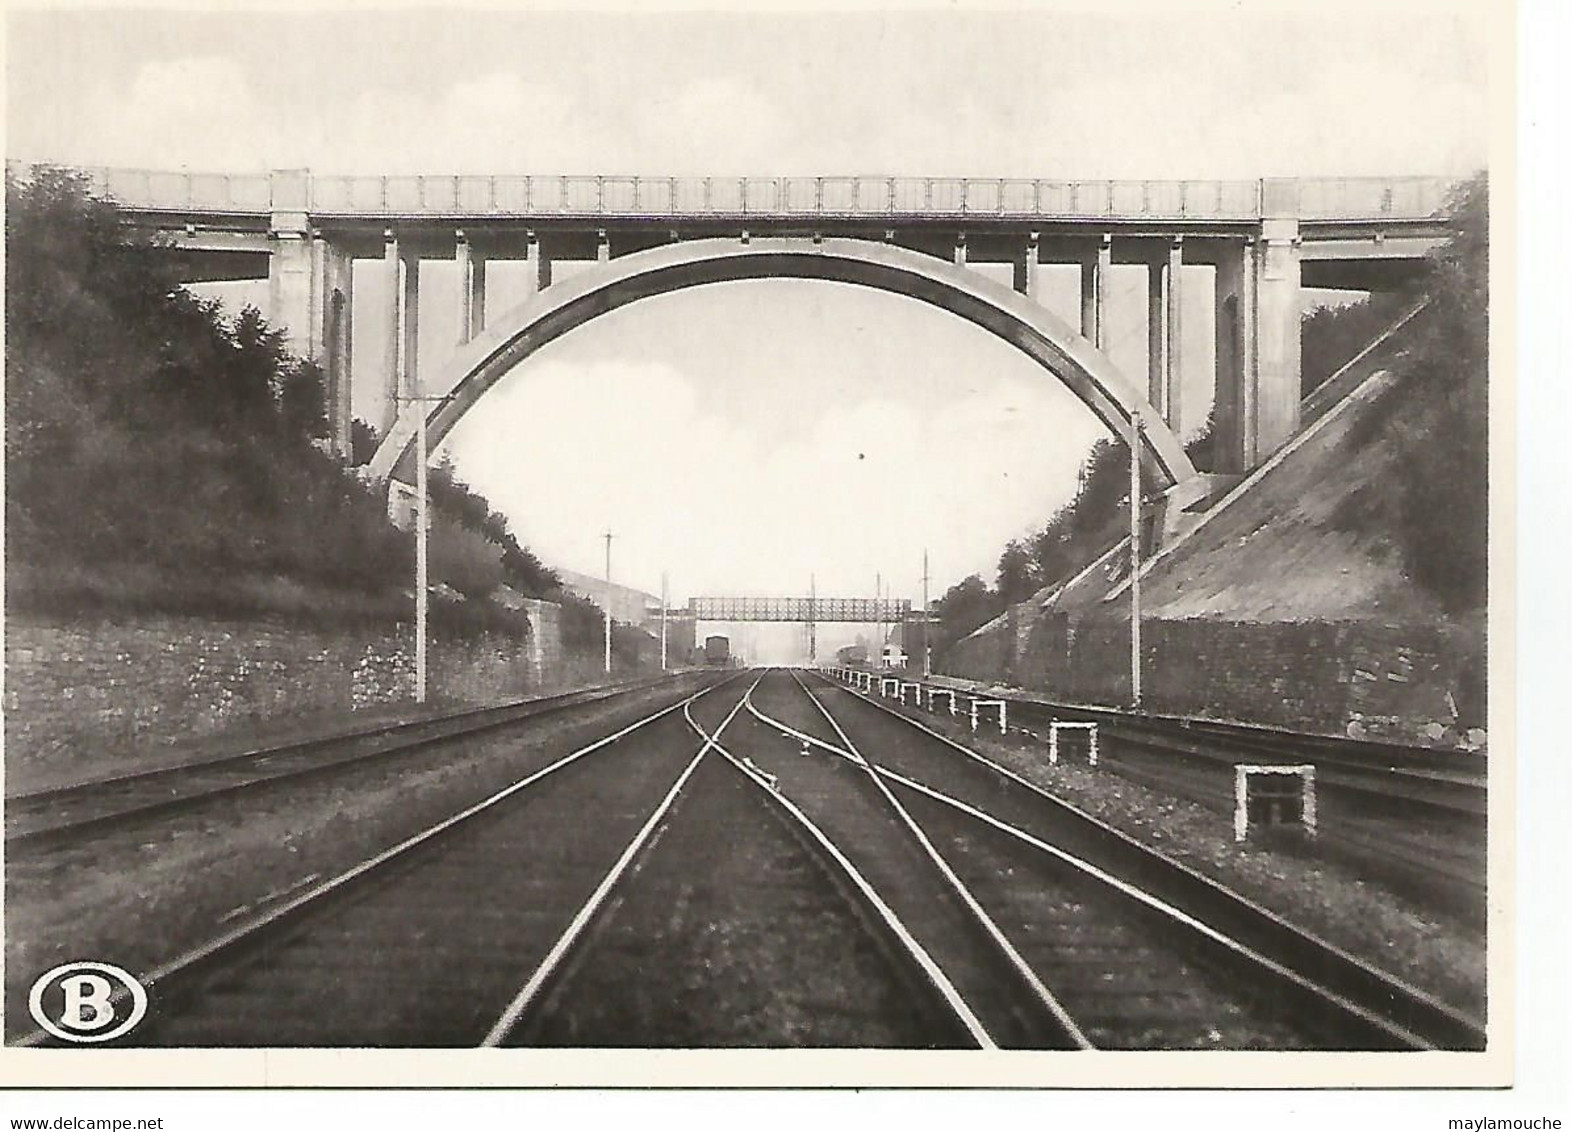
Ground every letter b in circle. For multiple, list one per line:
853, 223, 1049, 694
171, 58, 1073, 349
29, 962, 148, 1043
61, 974, 115, 1030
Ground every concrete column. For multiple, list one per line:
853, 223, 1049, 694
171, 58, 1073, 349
953, 233, 967, 267
307, 232, 328, 358
455, 232, 473, 345
1147, 258, 1167, 416
1165, 236, 1184, 435
455, 231, 486, 344
596, 229, 611, 263
1256, 178, 1303, 460
1213, 237, 1259, 474
1143, 239, 1186, 430
267, 211, 314, 359
522, 230, 549, 297
400, 250, 421, 402
470, 255, 487, 333
1013, 233, 1039, 297
319, 242, 355, 457
1081, 234, 1111, 347
381, 230, 400, 436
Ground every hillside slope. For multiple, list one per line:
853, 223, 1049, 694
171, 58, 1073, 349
945, 302, 1486, 744
1134, 307, 1451, 626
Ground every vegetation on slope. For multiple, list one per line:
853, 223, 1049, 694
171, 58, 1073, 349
6, 168, 404, 618
930, 426, 1210, 657
1335, 173, 1488, 618
5, 167, 645, 658
1301, 291, 1411, 397
933, 173, 1488, 655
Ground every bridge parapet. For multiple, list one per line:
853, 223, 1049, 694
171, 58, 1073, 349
7, 162, 1455, 224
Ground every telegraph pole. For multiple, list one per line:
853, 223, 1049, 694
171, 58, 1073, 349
603, 530, 614, 675
393, 390, 445, 705
922, 548, 931, 677
874, 571, 882, 669
660, 571, 669, 672
1129, 409, 1143, 709
415, 397, 429, 703
808, 573, 817, 665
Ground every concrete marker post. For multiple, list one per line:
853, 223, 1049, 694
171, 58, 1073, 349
1233, 764, 1317, 842
1047, 721, 1098, 766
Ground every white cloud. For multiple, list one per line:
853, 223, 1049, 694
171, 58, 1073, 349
440, 349, 1101, 603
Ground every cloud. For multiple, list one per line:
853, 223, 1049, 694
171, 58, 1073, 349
69, 57, 274, 169
438, 349, 1102, 602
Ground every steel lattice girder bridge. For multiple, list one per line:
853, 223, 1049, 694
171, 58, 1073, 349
688, 596, 914, 622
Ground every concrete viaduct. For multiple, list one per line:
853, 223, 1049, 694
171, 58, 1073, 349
21, 164, 1453, 509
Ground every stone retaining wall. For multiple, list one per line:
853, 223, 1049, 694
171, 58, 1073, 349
3, 607, 570, 772
943, 607, 1482, 745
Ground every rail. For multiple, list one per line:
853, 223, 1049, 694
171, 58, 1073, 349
7, 161, 1457, 222
815, 668, 1486, 1049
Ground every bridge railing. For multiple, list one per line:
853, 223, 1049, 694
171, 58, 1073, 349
1295, 175, 1456, 220
689, 596, 913, 622
6, 162, 1458, 222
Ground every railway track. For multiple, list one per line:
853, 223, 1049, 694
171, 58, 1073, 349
504, 689, 983, 1048
833, 670, 1486, 919
13, 674, 748, 1047
13, 664, 1486, 1049
4, 673, 690, 850
948, 682, 1485, 818
788, 669, 1487, 1050
1060, 739, 1486, 914
685, 686, 1081, 1049
18, 671, 1012, 1048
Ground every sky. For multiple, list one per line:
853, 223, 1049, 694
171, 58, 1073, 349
5, 4, 1493, 627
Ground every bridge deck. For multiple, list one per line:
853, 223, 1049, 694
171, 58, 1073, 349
9, 163, 1454, 226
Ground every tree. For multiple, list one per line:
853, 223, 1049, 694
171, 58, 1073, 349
932, 574, 1003, 657
996, 539, 1040, 605
1301, 292, 1410, 397
1380, 173, 1489, 615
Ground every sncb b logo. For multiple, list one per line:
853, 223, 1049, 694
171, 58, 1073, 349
29, 962, 148, 1043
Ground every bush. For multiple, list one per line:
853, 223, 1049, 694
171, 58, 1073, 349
4, 167, 575, 637
1364, 174, 1488, 615
1301, 292, 1411, 397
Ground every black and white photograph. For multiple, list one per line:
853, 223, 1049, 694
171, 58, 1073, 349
0, 0, 1553, 1113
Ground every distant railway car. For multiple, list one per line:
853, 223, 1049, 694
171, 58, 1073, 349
836, 643, 869, 667
704, 635, 731, 665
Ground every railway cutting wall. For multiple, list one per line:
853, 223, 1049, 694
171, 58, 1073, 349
944, 609, 1480, 745
2, 603, 576, 775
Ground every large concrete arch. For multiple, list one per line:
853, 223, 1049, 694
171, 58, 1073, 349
368, 237, 1198, 490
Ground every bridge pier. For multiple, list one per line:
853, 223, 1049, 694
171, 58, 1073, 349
270, 186, 358, 455
267, 214, 314, 351
1145, 237, 1184, 434
1255, 181, 1304, 464
401, 246, 421, 406
1213, 237, 1257, 473
456, 231, 486, 344
1080, 235, 1111, 348
1012, 233, 1039, 297
320, 242, 354, 457
525, 231, 551, 294
380, 231, 401, 436
1207, 182, 1303, 474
